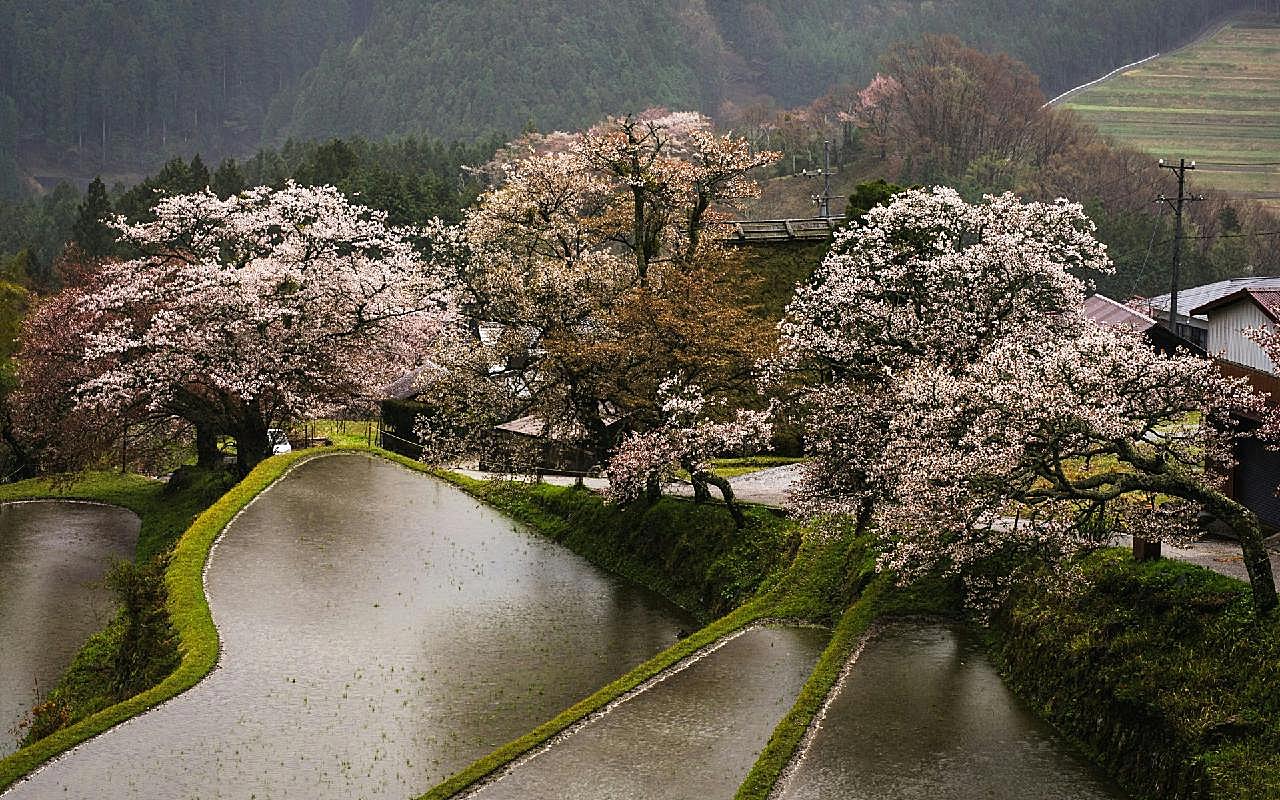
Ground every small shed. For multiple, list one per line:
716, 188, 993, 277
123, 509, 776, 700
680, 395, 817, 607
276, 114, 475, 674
1189, 288, 1280, 373
487, 412, 626, 475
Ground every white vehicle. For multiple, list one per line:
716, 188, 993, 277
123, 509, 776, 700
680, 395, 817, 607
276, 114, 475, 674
267, 428, 292, 455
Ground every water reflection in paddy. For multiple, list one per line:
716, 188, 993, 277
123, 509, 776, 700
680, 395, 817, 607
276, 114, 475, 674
3, 455, 693, 799
0, 502, 138, 756
780, 623, 1128, 800
470, 625, 828, 800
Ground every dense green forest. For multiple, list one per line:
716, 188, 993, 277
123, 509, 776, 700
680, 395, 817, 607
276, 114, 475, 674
0, 134, 499, 289
275, 0, 1264, 144
0, 0, 362, 190
0, 0, 1271, 191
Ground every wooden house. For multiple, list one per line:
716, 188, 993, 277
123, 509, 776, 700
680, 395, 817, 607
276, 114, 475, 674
1087, 286, 1280, 530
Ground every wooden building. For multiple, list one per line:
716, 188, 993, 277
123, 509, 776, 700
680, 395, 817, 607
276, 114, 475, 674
1087, 287, 1280, 530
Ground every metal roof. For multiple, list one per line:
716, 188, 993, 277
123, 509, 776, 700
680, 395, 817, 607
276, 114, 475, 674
383, 366, 429, 401
495, 406, 624, 441
1191, 287, 1280, 322
1143, 276, 1280, 320
1082, 293, 1157, 331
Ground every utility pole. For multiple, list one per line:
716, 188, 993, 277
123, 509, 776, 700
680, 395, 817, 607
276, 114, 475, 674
800, 140, 837, 218
1155, 157, 1205, 338
1136, 157, 1204, 564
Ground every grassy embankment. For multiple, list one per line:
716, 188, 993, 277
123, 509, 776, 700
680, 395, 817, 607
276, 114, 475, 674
996, 550, 1280, 800
1061, 15, 1280, 211
0, 454, 300, 792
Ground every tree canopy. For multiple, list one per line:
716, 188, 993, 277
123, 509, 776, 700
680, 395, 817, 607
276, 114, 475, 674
21, 183, 449, 472
779, 187, 1278, 614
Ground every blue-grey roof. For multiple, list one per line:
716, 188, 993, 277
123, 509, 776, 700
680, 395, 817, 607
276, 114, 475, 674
1145, 277, 1280, 320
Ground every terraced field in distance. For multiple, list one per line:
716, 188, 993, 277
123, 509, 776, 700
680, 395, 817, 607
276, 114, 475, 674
1059, 15, 1280, 211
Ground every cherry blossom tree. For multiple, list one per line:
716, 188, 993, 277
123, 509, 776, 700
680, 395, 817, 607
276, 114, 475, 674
778, 186, 1109, 531
856, 73, 901, 160
422, 111, 779, 467
71, 183, 450, 471
605, 379, 773, 527
9, 255, 153, 473
779, 186, 1278, 614
876, 321, 1277, 614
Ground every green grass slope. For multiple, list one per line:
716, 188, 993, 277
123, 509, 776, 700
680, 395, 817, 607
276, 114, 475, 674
1061, 15, 1280, 211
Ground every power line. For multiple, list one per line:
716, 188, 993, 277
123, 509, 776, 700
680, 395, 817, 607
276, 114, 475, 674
1113, 229, 1280, 266
1194, 161, 1280, 167
1122, 202, 1169, 298
1181, 229, 1280, 240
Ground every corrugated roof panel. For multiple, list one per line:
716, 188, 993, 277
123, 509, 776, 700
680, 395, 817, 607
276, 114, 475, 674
1083, 293, 1156, 331
1146, 276, 1280, 319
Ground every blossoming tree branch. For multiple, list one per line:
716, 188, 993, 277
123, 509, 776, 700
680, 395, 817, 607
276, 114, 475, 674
780, 187, 1277, 614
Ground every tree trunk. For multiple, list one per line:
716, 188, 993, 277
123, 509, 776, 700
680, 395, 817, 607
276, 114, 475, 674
684, 457, 712, 503
1202, 493, 1277, 616
854, 496, 875, 537
233, 413, 270, 474
194, 425, 221, 469
633, 183, 648, 284
694, 468, 745, 528
0, 419, 35, 481
645, 473, 661, 504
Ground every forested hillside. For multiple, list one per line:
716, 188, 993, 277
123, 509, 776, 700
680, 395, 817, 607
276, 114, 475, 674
275, 0, 1260, 144
0, 0, 1270, 191
0, 0, 362, 190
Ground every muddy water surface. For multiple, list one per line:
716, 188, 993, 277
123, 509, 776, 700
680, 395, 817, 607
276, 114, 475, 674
470, 625, 827, 800
780, 623, 1128, 800
0, 501, 139, 755
2, 455, 693, 799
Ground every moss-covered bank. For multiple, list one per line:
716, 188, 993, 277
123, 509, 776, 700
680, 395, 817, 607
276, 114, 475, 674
992, 549, 1280, 800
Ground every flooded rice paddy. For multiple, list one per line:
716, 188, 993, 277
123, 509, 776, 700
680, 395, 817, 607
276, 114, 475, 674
779, 623, 1128, 800
2, 455, 694, 799
2, 464, 1138, 800
469, 625, 827, 800
0, 501, 139, 756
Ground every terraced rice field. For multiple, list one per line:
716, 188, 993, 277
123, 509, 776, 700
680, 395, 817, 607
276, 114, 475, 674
1060, 16, 1280, 211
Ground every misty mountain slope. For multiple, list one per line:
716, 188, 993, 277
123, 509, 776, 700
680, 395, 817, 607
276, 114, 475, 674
273, 0, 1254, 143
0, 0, 1263, 186
272, 1, 725, 143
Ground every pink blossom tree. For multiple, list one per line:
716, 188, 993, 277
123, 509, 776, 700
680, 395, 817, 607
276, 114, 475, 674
605, 379, 773, 527
422, 111, 779, 467
71, 183, 450, 471
778, 186, 1109, 531
856, 73, 901, 160
780, 186, 1279, 614
876, 321, 1276, 613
